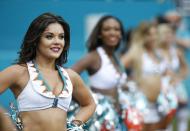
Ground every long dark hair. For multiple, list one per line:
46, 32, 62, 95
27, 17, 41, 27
86, 15, 125, 52
17, 12, 70, 66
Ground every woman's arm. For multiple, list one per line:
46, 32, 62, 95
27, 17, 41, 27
120, 44, 139, 69
71, 51, 99, 75
0, 107, 16, 131
176, 38, 190, 49
177, 48, 188, 79
0, 65, 20, 94
68, 69, 96, 125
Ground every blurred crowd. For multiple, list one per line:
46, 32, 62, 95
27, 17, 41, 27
118, 10, 190, 131
69, 10, 190, 131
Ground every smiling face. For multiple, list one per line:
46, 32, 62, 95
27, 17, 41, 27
36, 23, 65, 60
144, 26, 158, 49
100, 18, 122, 48
158, 24, 175, 46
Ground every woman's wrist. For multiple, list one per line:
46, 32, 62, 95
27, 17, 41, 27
71, 119, 84, 126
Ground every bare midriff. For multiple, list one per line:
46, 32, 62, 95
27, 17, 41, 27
138, 75, 161, 103
20, 108, 67, 131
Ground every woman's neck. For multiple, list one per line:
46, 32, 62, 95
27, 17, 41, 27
35, 56, 56, 70
160, 42, 170, 50
144, 45, 154, 54
102, 45, 115, 57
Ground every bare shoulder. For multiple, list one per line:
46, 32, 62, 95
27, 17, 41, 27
121, 45, 138, 65
64, 68, 82, 87
3, 64, 27, 76
65, 68, 79, 80
0, 64, 28, 85
71, 50, 100, 74
80, 50, 99, 63
84, 51, 100, 67
0, 64, 28, 94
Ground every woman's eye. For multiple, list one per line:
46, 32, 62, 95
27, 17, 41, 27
102, 28, 110, 31
115, 27, 121, 31
59, 35, 64, 39
45, 35, 53, 39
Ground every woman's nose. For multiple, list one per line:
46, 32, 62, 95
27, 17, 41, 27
53, 36, 61, 43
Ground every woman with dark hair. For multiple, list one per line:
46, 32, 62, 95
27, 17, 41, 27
86, 15, 125, 51
0, 12, 96, 131
72, 15, 127, 130
73, 15, 125, 107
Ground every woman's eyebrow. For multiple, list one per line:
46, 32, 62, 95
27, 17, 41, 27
43, 32, 64, 35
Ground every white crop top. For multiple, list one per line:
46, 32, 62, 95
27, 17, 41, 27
163, 47, 180, 72
89, 47, 127, 89
142, 52, 166, 76
17, 61, 73, 112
